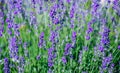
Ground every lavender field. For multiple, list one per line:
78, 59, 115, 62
0, 0, 120, 73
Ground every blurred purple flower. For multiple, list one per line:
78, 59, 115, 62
91, 0, 100, 13
85, 35, 90, 40
70, 4, 75, 18
4, 58, 10, 73
102, 55, 112, 70
49, 4, 57, 18
66, 0, 70, 3
18, 57, 25, 73
78, 51, 83, 63
53, 17, 59, 24
118, 45, 120, 50
83, 46, 88, 51
48, 47, 55, 67
48, 68, 53, 73
98, 45, 104, 52
85, 20, 94, 40
72, 31, 77, 42
8, 37, 19, 62
38, 32, 45, 48
49, 4, 59, 24
49, 31, 57, 44
30, 12, 37, 25
36, 55, 41, 60
100, 25, 110, 46
64, 43, 72, 56
61, 56, 67, 64
112, 0, 120, 16
108, 63, 114, 73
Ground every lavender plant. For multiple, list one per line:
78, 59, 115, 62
0, 0, 120, 73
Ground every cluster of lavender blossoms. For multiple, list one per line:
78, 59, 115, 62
85, 20, 94, 40
8, 37, 19, 62
99, 24, 110, 52
0, 0, 120, 73
49, 3, 59, 25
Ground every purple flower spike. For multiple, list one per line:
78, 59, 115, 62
102, 55, 112, 70
36, 55, 41, 60
98, 45, 104, 52
8, 37, 19, 62
38, 32, 44, 48
70, 4, 75, 18
118, 45, 120, 50
61, 56, 67, 64
85, 20, 94, 40
83, 46, 88, 51
100, 25, 110, 46
72, 31, 77, 42
66, 0, 70, 3
49, 31, 57, 44
85, 35, 90, 40
64, 43, 72, 55
4, 58, 10, 73
48, 47, 55, 67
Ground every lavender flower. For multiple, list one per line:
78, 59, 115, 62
92, 3, 99, 12
83, 46, 88, 51
85, 35, 90, 40
98, 45, 104, 52
100, 25, 110, 46
78, 51, 83, 63
112, 0, 120, 16
49, 4, 58, 18
48, 68, 53, 73
13, 0, 23, 15
70, 20, 74, 28
13, 24, 20, 37
49, 31, 57, 44
23, 42, 29, 58
48, 47, 55, 67
36, 55, 41, 60
49, 4, 59, 24
85, 20, 94, 40
6, 20, 14, 36
70, 4, 75, 18
31, 0, 36, 4
101, 54, 112, 70
72, 31, 77, 42
0, 11, 4, 37
18, 57, 25, 73
61, 56, 67, 64
118, 45, 120, 50
98, 24, 110, 52
0, 27, 3, 37
38, 32, 44, 48
8, 37, 19, 62
108, 63, 114, 73
66, 0, 70, 3
30, 12, 37, 25
53, 17, 59, 24
4, 58, 10, 73
64, 43, 72, 56
49, 2, 65, 25
91, 0, 100, 13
